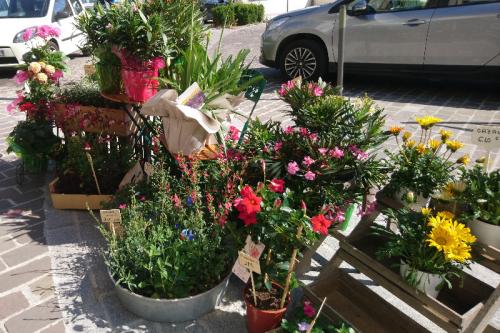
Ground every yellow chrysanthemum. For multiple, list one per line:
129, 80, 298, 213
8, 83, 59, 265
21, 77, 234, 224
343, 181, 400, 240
446, 140, 464, 152
402, 131, 412, 142
439, 129, 453, 142
416, 116, 443, 130
445, 243, 472, 263
427, 224, 459, 252
436, 211, 455, 220
428, 139, 441, 151
416, 143, 426, 154
449, 220, 476, 244
389, 126, 403, 136
421, 208, 432, 216
456, 154, 470, 166
405, 140, 416, 148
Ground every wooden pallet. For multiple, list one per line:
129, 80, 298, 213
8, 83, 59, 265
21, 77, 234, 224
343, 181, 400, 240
305, 190, 500, 333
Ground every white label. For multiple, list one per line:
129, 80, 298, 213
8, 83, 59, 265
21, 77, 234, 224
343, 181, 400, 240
471, 126, 500, 150
100, 209, 122, 224
232, 236, 265, 282
238, 251, 261, 274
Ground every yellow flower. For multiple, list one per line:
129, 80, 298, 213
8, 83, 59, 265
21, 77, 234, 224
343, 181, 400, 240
436, 211, 455, 220
439, 129, 452, 142
44, 64, 55, 75
405, 140, 416, 148
389, 126, 403, 136
416, 116, 442, 130
428, 139, 441, 152
427, 215, 448, 228
450, 220, 476, 244
456, 154, 470, 166
421, 208, 432, 216
36, 72, 48, 83
450, 181, 466, 193
416, 143, 426, 154
445, 243, 472, 263
402, 131, 412, 142
427, 223, 458, 252
38, 61, 46, 69
446, 140, 464, 152
28, 62, 41, 74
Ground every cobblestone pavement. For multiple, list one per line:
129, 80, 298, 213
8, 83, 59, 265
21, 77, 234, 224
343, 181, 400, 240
0, 23, 498, 332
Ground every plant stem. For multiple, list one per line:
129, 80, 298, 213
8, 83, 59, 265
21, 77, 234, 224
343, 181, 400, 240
280, 224, 303, 308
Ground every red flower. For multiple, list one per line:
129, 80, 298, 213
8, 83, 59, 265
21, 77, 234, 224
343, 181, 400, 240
303, 301, 316, 318
234, 186, 262, 226
310, 214, 331, 235
268, 178, 285, 193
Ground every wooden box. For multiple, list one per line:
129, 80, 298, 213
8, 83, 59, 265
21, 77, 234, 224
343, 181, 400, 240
49, 177, 113, 210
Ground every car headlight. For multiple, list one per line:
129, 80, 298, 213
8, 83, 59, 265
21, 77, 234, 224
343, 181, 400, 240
13, 27, 37, 43
266, 17, 289, 31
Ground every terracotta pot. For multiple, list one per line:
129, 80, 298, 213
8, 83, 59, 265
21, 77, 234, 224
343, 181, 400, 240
121, 66, 159, 103
244, 282, 289, 333
469, 219, 500, 249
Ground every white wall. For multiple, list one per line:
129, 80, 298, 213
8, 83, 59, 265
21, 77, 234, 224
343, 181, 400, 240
242, 0, 313, 19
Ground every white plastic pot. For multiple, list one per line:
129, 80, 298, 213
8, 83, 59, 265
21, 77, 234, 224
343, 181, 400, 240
469, 219, 500, 249
400, 261, 443, 298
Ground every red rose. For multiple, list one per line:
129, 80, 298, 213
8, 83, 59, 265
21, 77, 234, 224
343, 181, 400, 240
311, 214, 331, 235
268, 178, 285, 193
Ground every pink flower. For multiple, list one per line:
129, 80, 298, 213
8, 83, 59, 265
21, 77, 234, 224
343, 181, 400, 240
349, 145, 368, 160
318, 148, 328, 155
299, 127, 309, 136
304, 171, 316, 181
302, 156, 315, 167
22, 28, 34, 41
329, 147, 344, 159
309, 133, 318, 141
278, 87, 286, 97
274, 141, 283, 152
334, 210, 345, 223
303, 301, 316, 318
14, 70, 29, 85
118, 203, 127, 209
6, 94, 23, 114
51, 70, 64, 82
84, 142, 91, 151
358, 201, 377, 217
287, 161, 299, 175
313, 86, 323, 97
139, 195, 146, 201
152, 57, 165, 69
36, 25, 60, 39
269, 178, 285, 193
226, 125, 240, 141
284, 126, 294, 135
172, 194, 181, 207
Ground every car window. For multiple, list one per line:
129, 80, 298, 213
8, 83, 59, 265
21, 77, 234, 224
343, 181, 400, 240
0, 0, 50, 17
69, 0, 82, 14
437, 0, 499, 5
53, 0, 72, 19
349, 0, 431, 12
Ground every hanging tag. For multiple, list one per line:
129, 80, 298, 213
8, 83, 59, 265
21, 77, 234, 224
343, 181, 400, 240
238, 251, 261, 274
471, 126, 500, 150
100, 209, 122, 224
232, 236, 265, 282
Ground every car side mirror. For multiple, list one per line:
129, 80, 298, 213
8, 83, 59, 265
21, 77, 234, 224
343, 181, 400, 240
349, 0, 368, 16
54, 10, 70, 21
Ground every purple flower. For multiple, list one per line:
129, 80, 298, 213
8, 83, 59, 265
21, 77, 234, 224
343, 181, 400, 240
287, 161, 299, 175
304, 171, 316, 181
181, 229, 194, 241
297, 322, 311, 332
186, 196, 194, 207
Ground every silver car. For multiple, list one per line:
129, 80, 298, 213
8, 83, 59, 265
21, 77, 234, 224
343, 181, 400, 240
260, 0, 500, 80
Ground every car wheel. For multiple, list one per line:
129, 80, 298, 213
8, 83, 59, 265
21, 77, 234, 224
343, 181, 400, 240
279, 39, 326, 81
47, 40, 59, 52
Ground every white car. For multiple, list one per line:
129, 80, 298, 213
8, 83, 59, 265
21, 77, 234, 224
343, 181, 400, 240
0, 0, 85, 67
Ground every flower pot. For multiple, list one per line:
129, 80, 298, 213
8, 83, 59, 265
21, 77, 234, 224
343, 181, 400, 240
121, 66, 159, 103
400, 261, 443, 298
244, 282, 289, 333
111, 271, 231, 322
395, 188, 431, 211
469, 219, 500, 249
49, 177, 113, 210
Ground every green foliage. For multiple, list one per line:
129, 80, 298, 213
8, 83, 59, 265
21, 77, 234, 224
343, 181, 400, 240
278, 78, 338, 112
101, 162, 239, 298
459, 166, 500, 225
212, 5, 236, 26
57, 81, 123, 109
7, 120, 60, 157
93, 47, 122, 94
281, 303, 356, 332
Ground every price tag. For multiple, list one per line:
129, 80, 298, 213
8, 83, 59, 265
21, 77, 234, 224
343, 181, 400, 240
238, 251, 261, 274
100, 209, 122, 224
471, 126, 500, 150
144, 162, 154, 176
232, 236, 265, 282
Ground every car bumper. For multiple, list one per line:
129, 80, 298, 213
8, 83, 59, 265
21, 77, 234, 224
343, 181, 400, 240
260, 30, 279, 68
0, 43, 29, 67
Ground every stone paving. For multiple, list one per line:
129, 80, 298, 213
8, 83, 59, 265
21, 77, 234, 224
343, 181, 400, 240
0, 23, 498, 332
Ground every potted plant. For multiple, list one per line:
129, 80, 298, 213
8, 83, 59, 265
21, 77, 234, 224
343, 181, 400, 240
385, 118, 468, 209
100, 157, 241, 322
76, 3, 122, 94
231, 179, 331, 333
106, 0, 168, 103
54, 82, 132, 136
50, 134, 133, 209
373, 208, 476, 297
458, 165, 500, 249
6, 120, 60, 173
277, 78, 337, 114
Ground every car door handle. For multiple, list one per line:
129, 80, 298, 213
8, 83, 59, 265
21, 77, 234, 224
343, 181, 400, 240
403, 19, 427, 26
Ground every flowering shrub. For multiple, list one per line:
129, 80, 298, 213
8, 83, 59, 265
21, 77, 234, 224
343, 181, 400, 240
385, 117, 467, 200
102, 160, 241, 298
7, 25, 67, 121
278, 77, 337, 112
373, 208, 475, 289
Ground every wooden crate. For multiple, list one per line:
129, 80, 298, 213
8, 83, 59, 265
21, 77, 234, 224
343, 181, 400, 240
49, 178, 113, 210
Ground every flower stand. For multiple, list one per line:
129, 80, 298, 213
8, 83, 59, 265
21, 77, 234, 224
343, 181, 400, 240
304, 190, 500, 333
